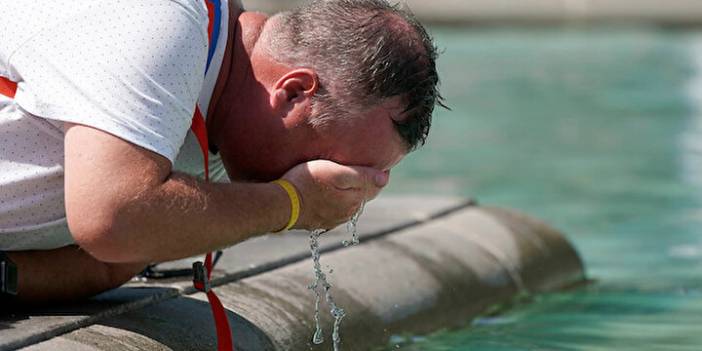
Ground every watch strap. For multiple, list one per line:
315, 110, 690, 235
0, 251, 18, 296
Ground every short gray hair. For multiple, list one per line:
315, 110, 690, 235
264, 0, 444, 150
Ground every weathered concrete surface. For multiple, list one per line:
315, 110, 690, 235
1, 196, 585, 351
244, 0, 702, 25
190, 206, 583, 351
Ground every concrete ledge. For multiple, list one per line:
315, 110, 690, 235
7, 198, 585, 351
206, 206, 583, 350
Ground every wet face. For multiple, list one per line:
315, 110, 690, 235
214, 37, 408, 182
218, 96, 408, 183
312, 97, 409, 174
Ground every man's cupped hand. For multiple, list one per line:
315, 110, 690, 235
282, 160, 388, 231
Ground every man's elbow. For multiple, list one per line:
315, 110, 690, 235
66, 206, 144, 264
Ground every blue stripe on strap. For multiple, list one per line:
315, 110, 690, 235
205, 0, 222, 74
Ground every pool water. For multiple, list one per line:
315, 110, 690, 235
384, 26, 702, 350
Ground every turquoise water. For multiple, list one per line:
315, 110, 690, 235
384, 27, 702, 350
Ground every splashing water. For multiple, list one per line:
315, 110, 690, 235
342, 202, 365, 247
308, 202, 365, 350
309, 229, 346, 349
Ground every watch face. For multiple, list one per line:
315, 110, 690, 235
1, 261, 18, 296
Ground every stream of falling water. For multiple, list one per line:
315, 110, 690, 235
308, 202, 365, 351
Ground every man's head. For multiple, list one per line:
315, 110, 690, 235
217, 0, 443, 182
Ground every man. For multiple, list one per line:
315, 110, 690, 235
0, 0, 441, 303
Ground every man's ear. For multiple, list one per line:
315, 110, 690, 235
270, 68, 319, 110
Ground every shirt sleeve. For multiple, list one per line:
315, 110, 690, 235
9, 1, 209, 163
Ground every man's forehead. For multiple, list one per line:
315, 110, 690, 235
331, 98, 408, 171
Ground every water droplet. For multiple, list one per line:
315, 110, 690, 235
313, 328, 324, 344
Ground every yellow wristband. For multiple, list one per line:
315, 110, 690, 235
272, 179, 300, 232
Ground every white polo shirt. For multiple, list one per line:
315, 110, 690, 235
0, 0, 229, 250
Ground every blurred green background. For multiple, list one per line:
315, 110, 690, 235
383, 26, 702, 350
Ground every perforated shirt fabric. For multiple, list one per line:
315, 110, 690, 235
0, 0, 229, 250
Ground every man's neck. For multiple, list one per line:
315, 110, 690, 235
207, 9, 267, 151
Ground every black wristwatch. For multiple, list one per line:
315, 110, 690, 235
0, 251, 18, 296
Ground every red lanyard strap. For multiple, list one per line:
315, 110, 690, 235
0, 77, 17, 98
193, 1, 235, 351
193, 257, 234, 351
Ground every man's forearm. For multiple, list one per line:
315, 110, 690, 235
7, 246, 145, 303
72, 172, 290, 264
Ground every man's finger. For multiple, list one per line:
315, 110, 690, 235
327, 164, 386, 190
374, 171, 389, 187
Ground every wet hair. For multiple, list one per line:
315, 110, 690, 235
264, 0, 445, 150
